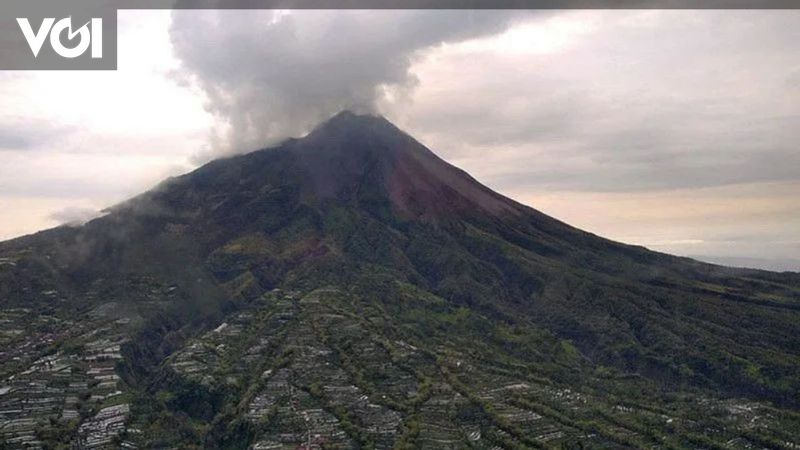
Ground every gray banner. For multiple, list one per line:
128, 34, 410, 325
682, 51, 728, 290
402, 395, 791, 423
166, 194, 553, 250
0, 1, 117, 70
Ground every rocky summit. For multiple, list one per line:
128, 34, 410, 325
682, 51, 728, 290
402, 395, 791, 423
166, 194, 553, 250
1, 111, 799, 449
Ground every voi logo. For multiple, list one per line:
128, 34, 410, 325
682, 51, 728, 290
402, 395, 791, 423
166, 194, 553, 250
16, 17, 102, 59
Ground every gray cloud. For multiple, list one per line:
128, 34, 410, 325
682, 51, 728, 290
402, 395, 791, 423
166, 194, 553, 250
48, 206, 100, 226
168, 10, 528, 159
0, 120, 75, 151
396, 11, 800, 193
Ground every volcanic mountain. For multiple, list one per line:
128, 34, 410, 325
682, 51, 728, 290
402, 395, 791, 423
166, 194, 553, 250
1, 111, 799, 449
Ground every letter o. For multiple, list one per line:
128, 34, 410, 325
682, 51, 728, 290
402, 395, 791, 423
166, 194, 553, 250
50, 19, 90, 58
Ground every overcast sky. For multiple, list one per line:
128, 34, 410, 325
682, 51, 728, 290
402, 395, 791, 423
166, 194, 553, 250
1, 10, 798, 270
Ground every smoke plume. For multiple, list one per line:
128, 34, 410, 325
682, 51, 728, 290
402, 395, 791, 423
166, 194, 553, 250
169, 10, 525, 159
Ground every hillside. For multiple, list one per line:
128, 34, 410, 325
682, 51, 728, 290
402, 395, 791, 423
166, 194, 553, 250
1, 111, 799, 449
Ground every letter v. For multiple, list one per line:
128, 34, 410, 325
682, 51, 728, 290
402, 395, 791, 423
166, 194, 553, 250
17, 18, 55, 57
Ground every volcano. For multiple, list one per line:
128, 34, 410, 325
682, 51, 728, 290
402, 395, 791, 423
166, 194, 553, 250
1, 112, 799, 449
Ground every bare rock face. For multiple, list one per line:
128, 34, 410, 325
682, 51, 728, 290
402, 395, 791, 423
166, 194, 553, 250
295, 111, 522, 220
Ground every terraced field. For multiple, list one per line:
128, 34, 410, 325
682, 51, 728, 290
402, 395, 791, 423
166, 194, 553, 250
118, 287, 798, 449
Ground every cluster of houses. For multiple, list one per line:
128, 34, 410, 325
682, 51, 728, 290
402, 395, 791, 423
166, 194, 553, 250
0, 303, 135, 449
169, 295, 279, 386
167, 289, 406, 449
480, 382, 567, 444
0, 303, 82, 449
0, 352, 69, 448
77, 403, 132, 449
286, 295, 404, 449
414, 380, 474, 448
0, 308, 64, 377
76, 332, 134, 448
3, 283, 790, 449
247, 368, 353, 449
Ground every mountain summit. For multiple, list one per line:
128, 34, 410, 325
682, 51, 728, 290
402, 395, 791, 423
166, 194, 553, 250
1, 112, 799, 448
294, 111, 522, 220
154, 110, 524, 226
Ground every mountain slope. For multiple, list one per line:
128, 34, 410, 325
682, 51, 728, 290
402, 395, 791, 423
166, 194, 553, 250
1, 111, 799, 449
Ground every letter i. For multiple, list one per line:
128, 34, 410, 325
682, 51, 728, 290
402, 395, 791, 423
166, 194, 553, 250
91, 18, 102, 58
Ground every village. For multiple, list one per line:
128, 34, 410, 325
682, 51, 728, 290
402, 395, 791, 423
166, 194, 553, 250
154, 288, 685, 449
0, 325, 135, 448
0, 285, 145, 449
2, 285, 793, 449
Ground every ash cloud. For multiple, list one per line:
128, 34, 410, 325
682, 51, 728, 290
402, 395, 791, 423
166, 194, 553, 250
168, 10, 527, 160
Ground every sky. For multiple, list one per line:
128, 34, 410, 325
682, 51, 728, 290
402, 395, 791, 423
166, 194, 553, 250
1, 10, 798, 270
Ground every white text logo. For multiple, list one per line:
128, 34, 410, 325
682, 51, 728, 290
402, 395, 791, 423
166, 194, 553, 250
16, 17, 102, 59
